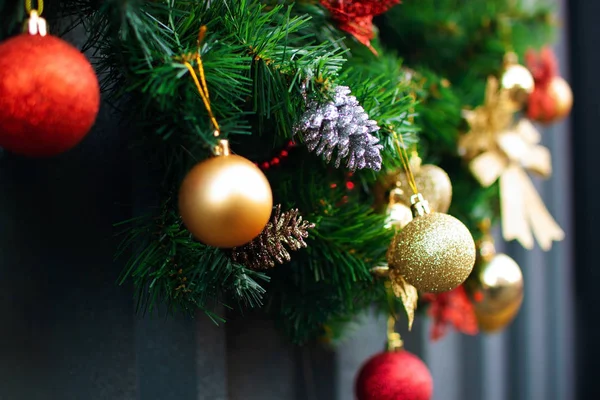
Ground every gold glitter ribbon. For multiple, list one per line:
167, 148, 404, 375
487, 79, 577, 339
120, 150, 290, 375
388, 270, 418, 330
460, 78, 564, 251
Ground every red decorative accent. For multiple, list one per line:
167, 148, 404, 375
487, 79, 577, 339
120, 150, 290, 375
0, 34, 100, 157
320, 0, 401, 54
346, 181, 355, 190
355, 350, 433, 400
256, 141, 299, 171
525, 47, 559, 122
422, 285, 479, 341
473, 290, 484, 303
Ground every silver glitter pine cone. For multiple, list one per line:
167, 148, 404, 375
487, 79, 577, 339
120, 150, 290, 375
293, 86, 383, 171
387, 212, 476, 293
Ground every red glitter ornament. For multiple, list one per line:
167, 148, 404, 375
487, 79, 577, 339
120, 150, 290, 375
355, 350, 433, 400
525, 47, 573, 123
0, 34, 100, 157
320, 0, 400, 54
422, 285, 478, 341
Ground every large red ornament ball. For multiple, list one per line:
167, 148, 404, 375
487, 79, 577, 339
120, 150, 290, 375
0, 34, 100, 157
355, 350, 433, 400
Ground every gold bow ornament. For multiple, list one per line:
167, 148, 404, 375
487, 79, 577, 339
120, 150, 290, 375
459, 77, 564, 251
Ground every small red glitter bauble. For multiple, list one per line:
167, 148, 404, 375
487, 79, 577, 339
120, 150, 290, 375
0, 34, 100, 157
355, 350, 433, 400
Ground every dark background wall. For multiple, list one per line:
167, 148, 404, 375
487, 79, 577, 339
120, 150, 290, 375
0, 0, 582, 398
569, 0, 600, 399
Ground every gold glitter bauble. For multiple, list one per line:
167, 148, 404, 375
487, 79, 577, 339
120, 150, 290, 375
387, 212, 476, 293
469, 253, 524, 333
396, 165, 453, 213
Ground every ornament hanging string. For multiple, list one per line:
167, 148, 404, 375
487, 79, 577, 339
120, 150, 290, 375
24, 0, 46, 35
180, 26, 221, 139
392, 132, 418, 195
25, 0, 43, 14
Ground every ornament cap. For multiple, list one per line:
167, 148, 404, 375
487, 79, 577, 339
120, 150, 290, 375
25, 10, 47, 36
478, 239, 496, 262
389, 187, 405, 204
387, 316, 404, 351
503, 51, 519, 67
370, 265, 391, 278
387, 332, 404, 351
214, 139, 230, 156
410, 193, 431, 217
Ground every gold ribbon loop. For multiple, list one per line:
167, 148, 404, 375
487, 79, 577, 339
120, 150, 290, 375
461, 78, 563, 251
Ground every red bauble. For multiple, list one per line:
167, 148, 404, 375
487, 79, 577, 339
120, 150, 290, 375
0, 34, 100, 157
525, 47, 573, 124
355, 350, 433, 400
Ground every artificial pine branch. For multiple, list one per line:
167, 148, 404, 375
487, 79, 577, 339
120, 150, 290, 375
294, 85, 383, 171
24, 0, 556, 344
231, 205, 315, 270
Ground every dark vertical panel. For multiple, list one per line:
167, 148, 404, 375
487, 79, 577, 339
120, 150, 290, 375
545, 0, 576, 395
226, 314, 295, 400
427, 328, 462, 400
460, 335, 484, 400
481, 333, 509, 400
196, 311, 228, 400
336, 311, 387, 400
568, 0, 599, 398
512, 244, 548, 400
135, 312, 197, 400
0, 99, 136, 399
295, 343, 336, 400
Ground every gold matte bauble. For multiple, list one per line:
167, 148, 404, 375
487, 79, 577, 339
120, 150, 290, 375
387, 212, 476, 293
470, 253, 524, 332
396, 165, 453, 213
178, 154, 273, 248
546, 76, 573, 122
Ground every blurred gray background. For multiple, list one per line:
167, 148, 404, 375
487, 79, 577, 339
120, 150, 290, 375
0, 0, 590, 398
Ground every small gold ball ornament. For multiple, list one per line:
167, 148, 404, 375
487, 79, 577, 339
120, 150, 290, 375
468, 243, 524, 333
387, 194, 476, 293
396, 164, 453, 214
384, 188, 413, 230
375, 156, 453, 214
546, 76, 573, 122
501, 52, 535, 106
178, 140, 273, 248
